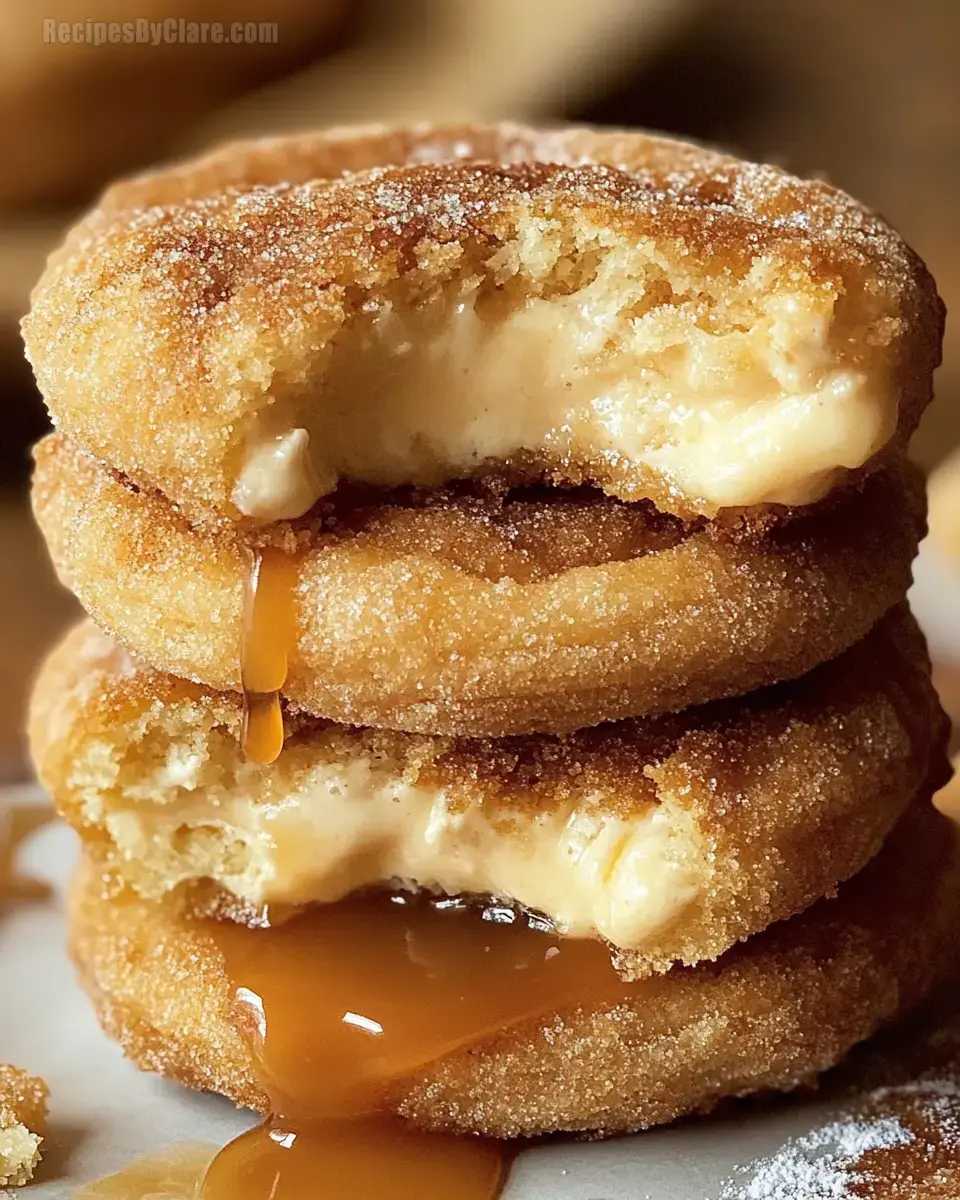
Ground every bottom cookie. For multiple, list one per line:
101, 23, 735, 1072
69, 801, 960, 1139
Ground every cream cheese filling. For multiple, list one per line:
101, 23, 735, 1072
231, 260, 895, 520
103, 751, 702, 951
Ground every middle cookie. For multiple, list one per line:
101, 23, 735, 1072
30, 608, 946, 978
35, 434, 924, 737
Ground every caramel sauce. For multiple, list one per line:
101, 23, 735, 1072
199, 894, 636, 1200
202, 1117, 506, 1198
241, 547, 299, 765
73, 1142, 216, 1198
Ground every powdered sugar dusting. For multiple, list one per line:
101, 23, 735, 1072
720, 1068, 960, 1198
721, 1117, 913, 1199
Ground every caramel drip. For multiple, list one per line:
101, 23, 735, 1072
200, 894, 637, 1199
241, 547, 299, 765
202, 1116, 506, 1198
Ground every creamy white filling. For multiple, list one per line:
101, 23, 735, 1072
104, 750, 702, 950
231, 263, 895, 520
230, 428, 324, 523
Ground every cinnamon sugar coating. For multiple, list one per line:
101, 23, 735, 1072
23, 122, 942, 524
33, 435, 926, 735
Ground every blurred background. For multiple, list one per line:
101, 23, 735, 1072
4, 0, 960, 775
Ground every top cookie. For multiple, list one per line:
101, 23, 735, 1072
23, 122, 943, 524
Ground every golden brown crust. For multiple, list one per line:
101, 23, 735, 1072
30, 611, 949, 976
0, 1065, 48, 1187
33, 434, 927, 735
67, 802, 960, 1137
23, 121, 942, 523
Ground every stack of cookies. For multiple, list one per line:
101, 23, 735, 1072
23, 124, 959, 1170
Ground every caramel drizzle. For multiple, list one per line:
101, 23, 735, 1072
241, 547, 299, 765
196, 893, 635, 1199
72, 1142, 216, 1198
201, 1115, 508, 1199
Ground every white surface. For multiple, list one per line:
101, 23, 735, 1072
3, 538, 960, 1198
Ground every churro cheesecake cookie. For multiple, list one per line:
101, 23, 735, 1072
23, 121, 942, 526
67, 803, 960, 1138
34, 436, 926, 735
31, 610, 947, 975
20, 115, 955, 1198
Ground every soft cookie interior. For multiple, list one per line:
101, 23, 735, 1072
23, 122, 942, 526
31, 612, 945, 976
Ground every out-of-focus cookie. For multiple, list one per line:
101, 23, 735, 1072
0, 0, 346, 209
928, 446, 960, 567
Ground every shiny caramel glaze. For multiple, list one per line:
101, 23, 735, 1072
240, 547, 298, 764
201, 893, 620, 1198
216, 894, 628, 1118
201, 1117, 507, 1199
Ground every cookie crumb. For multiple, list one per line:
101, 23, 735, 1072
0, 1064, 49, 1187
